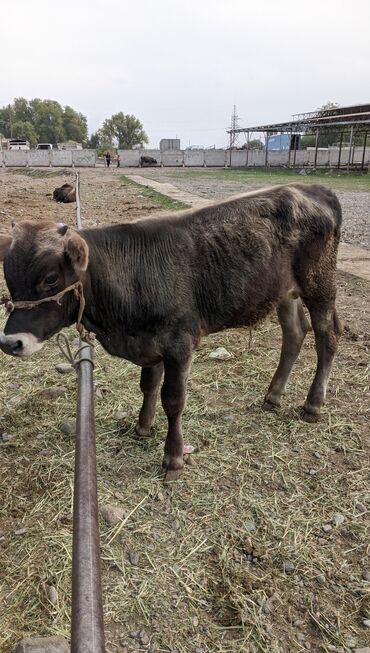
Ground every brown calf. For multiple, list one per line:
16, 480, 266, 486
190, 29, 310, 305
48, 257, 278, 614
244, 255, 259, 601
0, 184, 342, 479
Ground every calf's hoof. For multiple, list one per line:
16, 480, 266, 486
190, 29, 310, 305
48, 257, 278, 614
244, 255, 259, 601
163, 468, 184, 482
301, 406, 321, 423
135, 422, 151, 438
262, 399, 279, 412
162, 455, 184, 482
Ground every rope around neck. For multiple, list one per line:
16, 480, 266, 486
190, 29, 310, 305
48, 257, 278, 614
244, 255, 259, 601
0, 281, 94, 343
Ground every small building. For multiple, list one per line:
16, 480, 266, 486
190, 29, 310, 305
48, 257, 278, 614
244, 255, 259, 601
160, 138, 180, 152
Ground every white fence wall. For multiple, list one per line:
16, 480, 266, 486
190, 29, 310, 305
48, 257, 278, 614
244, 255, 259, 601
1, 147, 369, 169
52, 150, 73, 166
3, 151, 28, 166
28, 150, 50, 166
184, 149, 205, 166
72, 150, 96, 167
162, 150, 183, 166
204, 149, 226, 166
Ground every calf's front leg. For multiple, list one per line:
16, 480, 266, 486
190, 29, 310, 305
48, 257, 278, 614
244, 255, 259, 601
161, 354, 192, 481
135, 362, 164, 436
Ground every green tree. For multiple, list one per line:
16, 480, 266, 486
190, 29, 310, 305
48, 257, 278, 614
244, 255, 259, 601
87, 131, 101, 149
30, 99, 65, 144
63, 105, 88, 143
0, 97, 89, 146
11, 120, 38, 146
101, 112, 148, 149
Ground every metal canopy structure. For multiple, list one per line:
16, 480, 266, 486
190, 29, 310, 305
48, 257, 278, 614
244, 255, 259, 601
227, 103, 370, 169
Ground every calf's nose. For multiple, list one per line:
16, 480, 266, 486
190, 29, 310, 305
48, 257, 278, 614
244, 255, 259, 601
0, 333, 24, 356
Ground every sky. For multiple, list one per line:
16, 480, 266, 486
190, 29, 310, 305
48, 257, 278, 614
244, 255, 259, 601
1, 0, 369, 149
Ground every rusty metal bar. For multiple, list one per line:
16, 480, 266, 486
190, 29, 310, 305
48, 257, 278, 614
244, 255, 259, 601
337, 132, 343, 169
314, 128, 319, 168
71, 172, 105, 652
361, 131, 368, 170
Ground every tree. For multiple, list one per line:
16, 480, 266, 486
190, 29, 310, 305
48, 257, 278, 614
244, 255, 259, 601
241, 139, 264, 150
100, 112, 148, 149
0, 97, 88, 145
63, 105, 88, 144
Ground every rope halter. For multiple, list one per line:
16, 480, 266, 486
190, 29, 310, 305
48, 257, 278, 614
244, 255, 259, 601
0, 281, 93, 342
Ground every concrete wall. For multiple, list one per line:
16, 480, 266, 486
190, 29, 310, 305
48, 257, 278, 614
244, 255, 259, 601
267, 150, 289, 167
72, 150, 96, 167
184, 149, 205, 166
230, 150, 247, 167
28, 150, 50, 166
1, 146, 368, 169
118, 149, 140, 166
204, 149, 226, 166
51, 150, 73, 166
162, 150, 184, 166
3, 150, 28, 166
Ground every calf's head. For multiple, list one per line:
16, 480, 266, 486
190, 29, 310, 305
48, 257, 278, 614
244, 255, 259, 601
0, 221, 89, 357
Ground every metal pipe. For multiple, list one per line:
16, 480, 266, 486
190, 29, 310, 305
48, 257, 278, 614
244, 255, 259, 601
292, 134, 297, 168
75, 172, 82, 230
361, 131, 368, 170
314, 129, 319, 168
337, 132, 343, 169
265, 132, 269, 167
347, 125, 354, 171
71, 172, 105, 653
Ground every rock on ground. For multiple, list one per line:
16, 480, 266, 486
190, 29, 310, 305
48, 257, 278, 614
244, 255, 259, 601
100, 504, 126, 525
209, 346, 232, 360
14, 636, 69, 653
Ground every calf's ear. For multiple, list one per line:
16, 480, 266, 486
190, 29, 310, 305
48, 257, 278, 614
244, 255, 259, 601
64, 231, 89, 272
0, 235, 12, 262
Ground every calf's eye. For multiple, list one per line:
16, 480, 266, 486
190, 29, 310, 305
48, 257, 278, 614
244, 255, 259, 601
45, 272, 59, 286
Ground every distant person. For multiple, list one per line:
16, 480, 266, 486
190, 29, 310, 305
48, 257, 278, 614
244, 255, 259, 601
116, 154, 121, 168
105, 151, 111, 168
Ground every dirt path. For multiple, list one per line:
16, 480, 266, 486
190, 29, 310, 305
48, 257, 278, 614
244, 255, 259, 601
125, 171, 370, 282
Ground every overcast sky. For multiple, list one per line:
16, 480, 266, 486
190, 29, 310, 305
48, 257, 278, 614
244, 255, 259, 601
2, 0, 369, 148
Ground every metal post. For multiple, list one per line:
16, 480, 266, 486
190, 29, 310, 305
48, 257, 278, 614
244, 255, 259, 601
314, 128, 319, 168
293, 134, 297, 168
71, 172, 105, 653
337, 132, 343, 169
287, 131, 292, 168
265, 132, 269, 167
361, 131, 368, 171
75, 172, 82, 229
347, 125, 354, 172
229, 131, 232, 168
246, 131, 250, 168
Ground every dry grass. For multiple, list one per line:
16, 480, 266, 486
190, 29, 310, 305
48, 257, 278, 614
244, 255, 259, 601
0, 169, 369, 653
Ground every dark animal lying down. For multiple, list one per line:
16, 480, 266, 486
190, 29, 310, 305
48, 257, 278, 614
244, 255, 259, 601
53, 183, 76, 203
140, 156, 157, 166
0, 184, 342, 480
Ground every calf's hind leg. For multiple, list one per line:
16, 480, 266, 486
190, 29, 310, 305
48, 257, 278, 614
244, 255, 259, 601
135, 362, 164, 436
302, 302, 342, 422
263, 297, 311, 410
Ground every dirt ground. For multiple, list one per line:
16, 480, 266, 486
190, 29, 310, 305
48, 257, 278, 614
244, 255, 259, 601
0, 168, 369, 653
